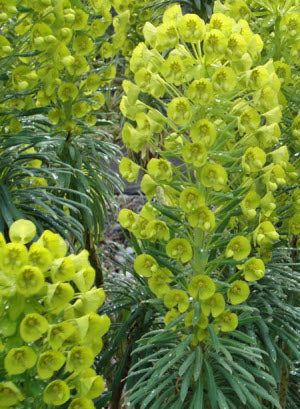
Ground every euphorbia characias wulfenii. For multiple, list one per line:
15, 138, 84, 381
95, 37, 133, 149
0, 220, 109, 408
118, 2, 299, 347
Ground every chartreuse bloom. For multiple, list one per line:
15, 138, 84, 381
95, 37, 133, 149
0, 242, 28, 275
148, 268, 173, 297
289, 213, 300, 235
20, 313, 48, 343
161, 55, 184, 85
214, 311, 238, 332
37, 230, 67, 258
182, 142, 207, 167
186, 79, 213, 105
76, 370, 105, 399
190, 118, 216, 147
242, 258, 265, 281
238, 106, 260, 135
48, 321, 75, 350
72, 265, 96, 292
155, 22, 179, 51
118, 209, 138, 230
8, 219, 36, 244
179, 187, 205, 213
145, 220, 170, 241
46, 282, 75, 313
37, 350, 65, 379
16, 265, 45, 296
4, 346, 37, 375
188, 275, 216, 299
119, 157, 140, 182
242, 147, 266, 173
200, 163, 228, 191
178, 14, 205, 43
75, 289, 106, 316
167, 97, 192, 125
188, 207, 215, 231
147, 158, 173, 182
58, 82, 79, 102
134, 254, 159, 277
43, 380, 70, 405
212, 66, 237, 93
240, 190, 260, 219
0, 382, 23, 407
204, 29, 227, 60
226, 236, 251, 261
201, 293, 225, 317
66, 346, 94, 372
50, 256, 76, 283
122, 122, 150, 153
253, 221, 279, 246
260, 192, 276, 217
164, 289, 189, 312
227, 280, 250, 305
68, 397, 96, 409
166, 238, 193, 263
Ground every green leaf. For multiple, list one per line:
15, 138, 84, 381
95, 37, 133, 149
208, 325, 221, 353
193, 346, 203, 381
204, 360, 217, 409
190, 376, 203, 409
179, 351, 196, 377
217, 389, 230, 409
180, 365, 193, 402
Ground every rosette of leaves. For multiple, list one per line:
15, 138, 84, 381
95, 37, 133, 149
117, 4, 299, 408
0, 219, 110, 408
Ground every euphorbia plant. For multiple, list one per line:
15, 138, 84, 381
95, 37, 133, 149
0, 219, 110, 408
118, 3, 299, 407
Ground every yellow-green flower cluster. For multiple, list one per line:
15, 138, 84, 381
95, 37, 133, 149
0, 0, 116, 138
0, 220, 109, 408
119, 3, 298, 346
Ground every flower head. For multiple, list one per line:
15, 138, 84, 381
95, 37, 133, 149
166, 238, 193, 263
178, 14, 205, 43
164, 289, 189, 312
188, 207, 215, 231
167, 97, 192, 125
227, 280, 250, 305
201, 293, 225, 317
37, 350, 65, 379
179, 187, 205, 213
190, 118, 216, 147
242, 257, 265, 281
188, 274, 216, 300
16, 265, 45, 296
119, 157, 140, 182
214, 311, 238, 332
134, 254, 159, 277
66, 346, 94, 372
148, 268, 172, 297
0, 382, 23, 407
43, 380, 70, 405
9, 219, 36, 244
242, 147, 266, 173
225, 236, 251, 261
20, 313, 48, 343
200, 164, 228, 191
182, 142, 207, 167
5, 347, 37, 375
